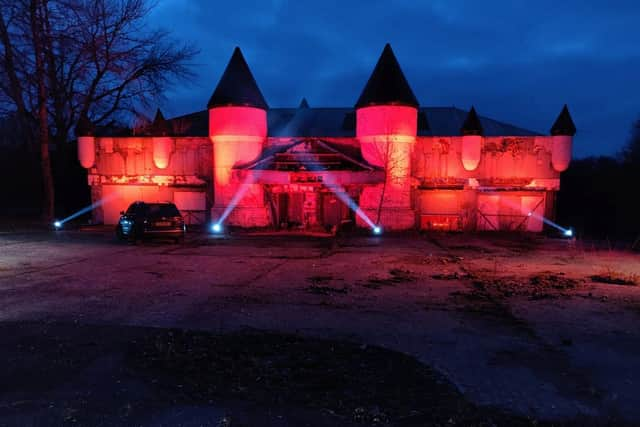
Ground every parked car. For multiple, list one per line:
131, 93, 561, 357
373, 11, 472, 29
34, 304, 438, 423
116, 201, 185, 243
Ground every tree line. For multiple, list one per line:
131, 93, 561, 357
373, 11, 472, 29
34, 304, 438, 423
557, 118, 640, 243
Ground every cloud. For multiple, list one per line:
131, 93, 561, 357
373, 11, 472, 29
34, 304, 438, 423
151, 0, 640, 157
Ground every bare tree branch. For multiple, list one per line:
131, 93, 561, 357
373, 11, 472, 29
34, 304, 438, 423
0, 0, 198, 221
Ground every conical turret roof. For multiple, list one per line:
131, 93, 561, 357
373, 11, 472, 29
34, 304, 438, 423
298, 97, 309, 109
355, 43, 419, 108
207, 47, 268, 109
150, 108, 172, 136
461, 106, 483, 135
550, 104, 576, 136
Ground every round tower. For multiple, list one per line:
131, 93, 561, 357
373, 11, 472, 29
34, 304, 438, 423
76, 115, 95, 169
460, 106, 483, 171
208, 47, 269, 226
150, 108, 173, 169
209, 47, 267, 185
550, 104, 576, 172
355, 43, 418, 230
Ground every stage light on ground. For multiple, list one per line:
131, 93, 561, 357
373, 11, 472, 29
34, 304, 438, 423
53, 192, 120, 228
373, 226, 382, 235
501, 198, 574, 238
211, 223, 222, 233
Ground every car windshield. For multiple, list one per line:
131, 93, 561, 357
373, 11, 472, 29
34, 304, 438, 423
126, 203, 143, 215
147, 204, 180, 217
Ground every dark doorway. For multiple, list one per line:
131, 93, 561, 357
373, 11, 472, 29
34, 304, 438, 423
321, 193, 352, 229
276, 192, 305, 228
277, 193, 288, 226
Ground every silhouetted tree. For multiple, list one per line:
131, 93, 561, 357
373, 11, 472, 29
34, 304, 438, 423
557, 117, 640, 242
0, 0, 198, 222
620, 117, 640, 166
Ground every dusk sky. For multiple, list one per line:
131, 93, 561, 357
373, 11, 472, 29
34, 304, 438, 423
150, 0, 640, 158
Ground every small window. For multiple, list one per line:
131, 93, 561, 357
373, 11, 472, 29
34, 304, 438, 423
126, 202, 145, 215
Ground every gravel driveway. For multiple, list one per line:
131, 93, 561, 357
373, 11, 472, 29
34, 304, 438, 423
1, 230, 639, 426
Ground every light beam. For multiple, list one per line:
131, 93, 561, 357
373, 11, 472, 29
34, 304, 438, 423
297, 147, 379, 232
210, 139, 380, 234
54, 191, 121, 227
212, 169, 265, 230
500, 199, 573, 237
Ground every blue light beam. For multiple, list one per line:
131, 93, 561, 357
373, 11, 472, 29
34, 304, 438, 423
213, 169, 265, 229
210, 140, 380, 233
54, 191, 121, 227
297, 150, 378, 231
526, 210, 572, 236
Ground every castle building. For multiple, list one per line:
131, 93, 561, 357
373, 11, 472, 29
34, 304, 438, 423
76, 44, 576, 232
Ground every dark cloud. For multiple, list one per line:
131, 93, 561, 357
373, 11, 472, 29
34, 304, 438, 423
151, 0, 640, 157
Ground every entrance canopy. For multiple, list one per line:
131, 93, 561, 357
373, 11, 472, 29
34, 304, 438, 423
236, 138, 380, 172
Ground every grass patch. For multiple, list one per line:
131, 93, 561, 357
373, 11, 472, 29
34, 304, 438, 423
127, 329, 535, 426
307, 275, 333, 285
304, 285, 348, 295
305, 275, 348, 295
363, 269, 416, 289
590, 270, 638, 286
453, 273, 582, 301
431, 271, 471, 280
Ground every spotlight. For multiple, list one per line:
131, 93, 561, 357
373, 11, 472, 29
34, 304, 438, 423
373, 226, 382, 235
564, 228, 573, 237
211, 223, 222, 233
53, 220, 62, 229
527, 212, 532, 217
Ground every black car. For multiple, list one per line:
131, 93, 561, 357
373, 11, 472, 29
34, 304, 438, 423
116, 201, 186, 243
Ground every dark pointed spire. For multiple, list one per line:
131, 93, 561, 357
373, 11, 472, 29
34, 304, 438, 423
207, 47, 268, 109
355, 43, 419, 108
151, 108, 171, 136
76, 114, 95, 136
461, 106, 483, 136
550, 104, 576, 136
298, 97, 309, 109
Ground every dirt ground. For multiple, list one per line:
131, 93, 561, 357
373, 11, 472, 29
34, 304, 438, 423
0, 229, 639, 426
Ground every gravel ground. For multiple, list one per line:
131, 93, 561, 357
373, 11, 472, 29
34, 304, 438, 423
0, 229, 639, 426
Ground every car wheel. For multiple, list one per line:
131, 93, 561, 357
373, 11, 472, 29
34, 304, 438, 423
116, 225, 126, 241
131, 227, 143, 245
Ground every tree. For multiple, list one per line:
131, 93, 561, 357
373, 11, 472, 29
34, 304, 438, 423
620, 117, 640, 166
30, 0, 55, 220
0, 0, 198, 221
368, 128, 413, 226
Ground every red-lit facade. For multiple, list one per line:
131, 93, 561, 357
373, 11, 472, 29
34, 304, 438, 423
77, 45, 576, 232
